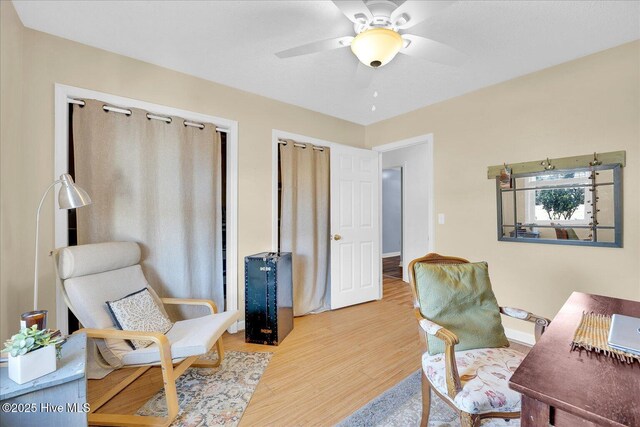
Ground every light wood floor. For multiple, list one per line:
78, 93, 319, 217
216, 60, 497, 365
90, 274, 420, 425
89, 267, 530, 426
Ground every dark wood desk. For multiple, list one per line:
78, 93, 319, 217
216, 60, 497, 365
509, 292, 640, 427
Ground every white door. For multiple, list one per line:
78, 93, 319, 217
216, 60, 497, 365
330, 144, 381, 309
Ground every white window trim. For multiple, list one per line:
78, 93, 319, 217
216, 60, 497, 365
372, 134, 434, 283
523, 175, 592, 226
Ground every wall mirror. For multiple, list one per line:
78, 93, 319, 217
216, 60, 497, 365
489, 152, 624, 247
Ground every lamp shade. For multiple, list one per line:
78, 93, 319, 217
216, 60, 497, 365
58, 174, 92, 209
350, 28, 403, 68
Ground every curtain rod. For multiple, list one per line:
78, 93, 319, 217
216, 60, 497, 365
277, 139, 325, 151
67, 98, 227, 133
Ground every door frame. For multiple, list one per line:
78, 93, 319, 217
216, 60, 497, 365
54, 84, 240, 333
271, 130, 383, 305
381, 165, 405, 260
373, 133, 434, 282
270, 129, 340, 251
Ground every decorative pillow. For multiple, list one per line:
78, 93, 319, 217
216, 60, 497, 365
413, 261, 509, 355
106, 288, 173, 350
566, 228, 579, 240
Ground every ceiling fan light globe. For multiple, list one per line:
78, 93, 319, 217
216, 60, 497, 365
350, 28, 403, 68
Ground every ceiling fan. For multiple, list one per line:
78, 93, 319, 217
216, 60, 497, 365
275, 0, 465, 70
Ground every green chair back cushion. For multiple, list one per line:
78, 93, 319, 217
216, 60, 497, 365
414, 261, 508, 355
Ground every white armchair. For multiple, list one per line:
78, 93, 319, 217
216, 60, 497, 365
53, 241, 239, 427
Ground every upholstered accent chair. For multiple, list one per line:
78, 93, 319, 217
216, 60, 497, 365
408, 253, 550, 427
53, 241, 239, 427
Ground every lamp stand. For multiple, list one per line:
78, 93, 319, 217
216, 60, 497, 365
29, 173, 91, 320
33, 179, 62, 310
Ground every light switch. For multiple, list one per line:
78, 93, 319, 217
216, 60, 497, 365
438, 213, 445, 225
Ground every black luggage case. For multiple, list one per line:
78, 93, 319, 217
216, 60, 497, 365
244, 252, 293, 345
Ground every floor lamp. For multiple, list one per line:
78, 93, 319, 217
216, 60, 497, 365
23, 174, 92, 330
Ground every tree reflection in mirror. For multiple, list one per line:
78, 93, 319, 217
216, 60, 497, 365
496, 165, 622, 247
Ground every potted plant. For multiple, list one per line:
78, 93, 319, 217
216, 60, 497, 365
3, 325, 65, 384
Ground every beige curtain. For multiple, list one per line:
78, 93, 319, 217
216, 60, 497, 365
279, 140, 330, 316
72, 99, 224, 318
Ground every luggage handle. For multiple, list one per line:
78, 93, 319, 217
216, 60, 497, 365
266, 264, 269, 325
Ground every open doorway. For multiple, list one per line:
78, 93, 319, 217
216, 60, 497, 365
382, 167, 403, 279
375, 134, 434, 283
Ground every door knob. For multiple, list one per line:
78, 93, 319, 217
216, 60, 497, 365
332, 234, 342, 241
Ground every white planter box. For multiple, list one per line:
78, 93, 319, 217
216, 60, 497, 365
8, 345, 57, 384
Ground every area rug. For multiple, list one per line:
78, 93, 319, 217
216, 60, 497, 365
336, 370, 520, 427
136, 350, 272, 426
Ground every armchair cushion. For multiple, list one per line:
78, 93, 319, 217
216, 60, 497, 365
121, 310, 239, 365
553, 226, 579, 240
422, 347, 524, 414
57, 241, 238, 372
107, 288, 174, 350
414, 261, 508, 355
64, 264, 170, 365
58, 241, 141, 279
566, 228, 579, 240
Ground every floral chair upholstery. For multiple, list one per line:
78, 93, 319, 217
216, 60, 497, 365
423, 347, 524, 414
408, 253, 550, 427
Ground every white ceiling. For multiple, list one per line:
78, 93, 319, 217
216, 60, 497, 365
13, 1, 640, 125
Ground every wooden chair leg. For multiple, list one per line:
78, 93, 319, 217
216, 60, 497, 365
158, 335, 179, 425
420, 371, 431, 427
460, 412, 481, 427
88, 361, 180, 426
191, 338, 225, 368
162, 381, 179, 426
213, 338, 224, 367
90, 366, 151, 413
89, 413, 172, 426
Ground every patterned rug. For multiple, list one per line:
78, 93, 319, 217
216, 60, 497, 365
136, 350, 272, 426
336, 371, 520, 427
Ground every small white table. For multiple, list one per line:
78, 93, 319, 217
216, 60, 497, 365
0, 333, 87, 427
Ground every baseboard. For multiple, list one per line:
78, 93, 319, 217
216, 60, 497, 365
382, 252, 401, 258
227, 319, 245, 334
504, 327, 535, 346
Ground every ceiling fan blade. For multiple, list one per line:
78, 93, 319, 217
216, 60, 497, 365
354, 61, 375, 88
331, 0, 373, 24
275, 36, 354, 59
391, 1, 457, 30
400, 34, 466, 66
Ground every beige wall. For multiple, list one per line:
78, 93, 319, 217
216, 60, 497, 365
366, 41, 640, 336
2, 0, 638, 343
1, 2, 26, 342
0, 2, 365, 341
